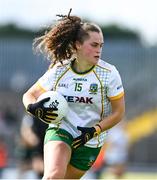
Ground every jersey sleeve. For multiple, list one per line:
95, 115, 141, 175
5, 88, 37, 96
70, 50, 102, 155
107, 66, 124, 100
36, 67, 56, 91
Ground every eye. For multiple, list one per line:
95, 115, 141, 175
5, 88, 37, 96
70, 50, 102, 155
91, 43, 98, 47
100, 44, 103, 48
91, 43, 103, 48
92, 44, 97, 47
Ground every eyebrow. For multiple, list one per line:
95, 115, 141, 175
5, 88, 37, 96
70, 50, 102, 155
92, 42, 104, 45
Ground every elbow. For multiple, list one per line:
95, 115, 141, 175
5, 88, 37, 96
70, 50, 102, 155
121, 105, 125, 117
22, 92, 27, 104
114, 105, 125, 124
22, 90, 31, 109
22, 92, 27, 108
119, 106, 125, 122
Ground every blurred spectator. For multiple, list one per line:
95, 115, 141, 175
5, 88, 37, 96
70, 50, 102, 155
16, 113, 47, 178
89, 143, 107, 179
0, 108, 17, 169
0, 107, 18, 138
86, 120, 129, 179
103, 120, 129, 179
3, 106, 18, 126
0, 135, 8, 178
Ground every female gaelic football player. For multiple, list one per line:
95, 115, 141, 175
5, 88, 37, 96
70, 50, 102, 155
22, 9, 125, 179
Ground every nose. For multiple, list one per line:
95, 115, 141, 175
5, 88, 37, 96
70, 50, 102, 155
96, 48, 101, 54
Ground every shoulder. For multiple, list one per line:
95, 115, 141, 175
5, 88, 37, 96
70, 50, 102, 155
48, 60, 71, 72
49, 60, 70, 69
96, 59, 117, 73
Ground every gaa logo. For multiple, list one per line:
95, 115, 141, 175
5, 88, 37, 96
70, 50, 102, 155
89, 83, 98, 94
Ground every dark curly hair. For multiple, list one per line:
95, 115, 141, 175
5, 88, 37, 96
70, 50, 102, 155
33, 9, 102, 65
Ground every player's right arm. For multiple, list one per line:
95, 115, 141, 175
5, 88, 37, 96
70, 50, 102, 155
22, 82, 46, 109
23, 65, 57, 109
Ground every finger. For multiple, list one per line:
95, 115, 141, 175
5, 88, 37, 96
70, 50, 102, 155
72, 138, 81, 146
46, 108, 58, 112
39, 118, 51, 124
72, 141, 82, 149
46, 114, 58, 119
73, 143, 81, 149
77, 126, 84, 132
44, 118, 56, 122
47, 111, 58, 116
72, 139, 81, 145
52, 107, 58, 111
45, 115, 57, 119
39, 97, 50, 105
84, 133, 91, 142
47, 106, 58, 111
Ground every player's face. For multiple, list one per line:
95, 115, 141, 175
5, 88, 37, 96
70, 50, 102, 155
76, 31, 104, 65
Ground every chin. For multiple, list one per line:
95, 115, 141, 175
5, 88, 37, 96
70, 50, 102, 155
93, 58, 99, 65
93, 62, 98, 65
87, 58, 99, 66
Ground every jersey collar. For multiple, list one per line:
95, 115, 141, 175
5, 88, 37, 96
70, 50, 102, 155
70, 60, 95, 75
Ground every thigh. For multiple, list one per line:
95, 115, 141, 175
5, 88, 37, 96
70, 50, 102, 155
43, 141, 72, 176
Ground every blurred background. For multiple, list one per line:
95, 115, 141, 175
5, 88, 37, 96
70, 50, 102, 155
0, 0, 157, 179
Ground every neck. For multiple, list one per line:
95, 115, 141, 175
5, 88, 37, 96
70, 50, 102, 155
73, 58, 93, 73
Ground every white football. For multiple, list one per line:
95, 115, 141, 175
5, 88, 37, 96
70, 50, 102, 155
37, 91, 68, 124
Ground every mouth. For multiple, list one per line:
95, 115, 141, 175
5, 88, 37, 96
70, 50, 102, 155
94, 56, 100, 59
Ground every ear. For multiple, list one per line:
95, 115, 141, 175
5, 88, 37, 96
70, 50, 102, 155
75, 41, 82, 50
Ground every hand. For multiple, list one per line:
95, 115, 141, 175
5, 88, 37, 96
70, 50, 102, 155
72, 125, 102, 149
26, 97, 58, 124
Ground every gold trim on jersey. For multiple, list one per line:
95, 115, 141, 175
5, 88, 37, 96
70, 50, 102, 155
48, 63, 55, 70
96, 64, 111, 72
93, 70, 104, 122
97, 135, 101, 148
36, 82, 47, 92
54, 67, 71, 90
48, 60, 70, 69
109, 91, 124, 100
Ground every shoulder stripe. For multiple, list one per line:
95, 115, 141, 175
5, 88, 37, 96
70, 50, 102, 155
48, 63, 55, 69
96, 64, 111, 72
109, 92, 124, 100
54, 67, 70, 90
36, 82, 47, 92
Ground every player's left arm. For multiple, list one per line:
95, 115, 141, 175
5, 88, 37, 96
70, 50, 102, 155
99, 65, 125, 131
99, 94, 125, 131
